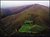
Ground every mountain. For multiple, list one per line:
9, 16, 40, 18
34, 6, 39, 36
0, 5, 33, 19
0, 4, 49, 36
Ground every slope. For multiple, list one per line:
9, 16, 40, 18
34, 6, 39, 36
0, 4, 49, 36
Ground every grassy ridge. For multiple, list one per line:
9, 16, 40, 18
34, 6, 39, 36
0, 4, 49, 36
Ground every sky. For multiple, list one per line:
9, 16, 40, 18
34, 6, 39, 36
1, 1, 49, 8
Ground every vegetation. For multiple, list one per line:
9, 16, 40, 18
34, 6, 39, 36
18, 15, 47, 33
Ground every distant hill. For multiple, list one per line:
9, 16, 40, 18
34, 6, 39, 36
0, 5, 33, 19
0, 4, 49, 36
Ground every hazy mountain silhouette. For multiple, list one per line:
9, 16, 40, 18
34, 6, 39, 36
0, 5, 33, 19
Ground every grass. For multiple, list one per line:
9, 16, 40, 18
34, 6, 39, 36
18, 20, 47, 33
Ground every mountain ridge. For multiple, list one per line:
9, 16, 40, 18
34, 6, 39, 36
0, 4, 49, 36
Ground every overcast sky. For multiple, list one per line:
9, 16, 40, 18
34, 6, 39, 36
1, 1, 49, 8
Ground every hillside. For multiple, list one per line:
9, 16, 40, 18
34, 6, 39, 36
0, 5, 33, 19
0, 4, 49, 36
